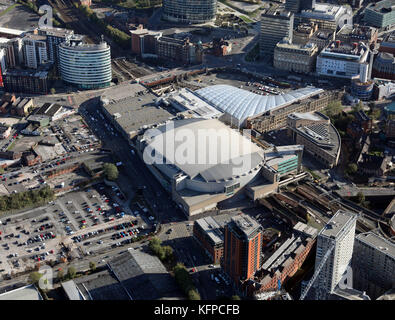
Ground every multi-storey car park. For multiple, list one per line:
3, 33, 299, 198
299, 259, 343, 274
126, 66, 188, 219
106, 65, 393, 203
59, 40, 112, 90
162, 0, 218, 24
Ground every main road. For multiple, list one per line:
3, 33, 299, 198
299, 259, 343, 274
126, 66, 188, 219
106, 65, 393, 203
78, 99, 186, 226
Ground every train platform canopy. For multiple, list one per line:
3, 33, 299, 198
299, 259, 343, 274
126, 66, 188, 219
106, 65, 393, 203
195, 85, 324, 127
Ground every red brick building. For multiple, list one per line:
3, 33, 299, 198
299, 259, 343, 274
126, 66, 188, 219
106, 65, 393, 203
193, 216, 225, 264
243, 222, 318, 296
223, 214, 263, 286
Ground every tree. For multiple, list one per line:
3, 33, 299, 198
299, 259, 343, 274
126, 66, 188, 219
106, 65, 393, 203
162, 245, 174, 261
89, 261, 96, 272
188, 289, 201, 300
67, 266, 76, 279
29, 271, 43, 284
356, 192, 365, 204
346, 163, 358, 175
324, 101, 343, 118
103, 163, 119, 181
57, 269, 64, 281
50, 88, 56, 95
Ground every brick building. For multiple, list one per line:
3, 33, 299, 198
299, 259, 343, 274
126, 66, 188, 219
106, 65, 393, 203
223, 214, 263, 286
244, 222, 318, 296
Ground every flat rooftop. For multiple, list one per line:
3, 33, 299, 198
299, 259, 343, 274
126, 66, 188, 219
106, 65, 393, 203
355, 232, 395, 259
101, 82, 147, 103
164, 88, 223, 119
0, 27, 24, 36
366, 0, 395, 13
108, 249, 182, 300
319, 210, 356, 239
195, 216, 223, 245
0, 284, 43, 300
262, 222, 318, 272
103, 92, 173, 137
263, 145, 303, 169
229, 214, 261, 239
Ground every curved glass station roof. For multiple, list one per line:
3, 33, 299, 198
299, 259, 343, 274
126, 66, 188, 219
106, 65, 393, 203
195, 85, 324, 125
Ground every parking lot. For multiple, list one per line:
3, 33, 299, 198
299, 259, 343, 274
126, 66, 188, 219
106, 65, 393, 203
0, 182, 153, 276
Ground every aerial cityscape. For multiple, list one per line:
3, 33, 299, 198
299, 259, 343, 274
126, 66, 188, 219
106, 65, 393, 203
0, 0, 393, 306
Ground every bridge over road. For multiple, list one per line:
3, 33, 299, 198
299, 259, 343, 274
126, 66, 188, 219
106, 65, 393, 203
335, 186, 395, 198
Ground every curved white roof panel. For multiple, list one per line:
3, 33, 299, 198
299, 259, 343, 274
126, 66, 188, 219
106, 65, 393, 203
195, 85, 324, 125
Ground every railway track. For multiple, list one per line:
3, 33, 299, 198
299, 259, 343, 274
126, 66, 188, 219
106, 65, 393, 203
112, 59, 134, 80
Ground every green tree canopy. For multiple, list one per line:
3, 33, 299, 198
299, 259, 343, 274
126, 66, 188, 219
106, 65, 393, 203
29, 271, 43, 284
188, 289, 201, 300
103, 163, 119, 181
356, 192, 365, 204
89, 261, 96, 272
346, 163, 358, 175
67, 266, 77, 279
324, 100, 343, 118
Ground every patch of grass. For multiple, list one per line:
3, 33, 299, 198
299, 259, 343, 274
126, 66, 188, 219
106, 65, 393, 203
6, 140, 16, 151
0, 3, 19, 17
240, 15, 253, 23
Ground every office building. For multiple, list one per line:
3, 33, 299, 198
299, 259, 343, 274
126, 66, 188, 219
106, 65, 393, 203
364, 0, 395, 29
37, 27, 77, 71
156, 36, 203, 65
373, 78, 395, 100
130, 26, 203, 64
293, 23, 335, 50
0, 38, 17, 69
0, 27, 24, 39
372, 52, 395, 81
162, 0, 217, 24
130, 26, 162, 57
260, 8, 294, 58
3, 69, 48, 94
295, 3, 353, 31
336, 25, 378, 49
274, 40, 318, 73
22, 34, 48, 69
59, 39, 112, 89
247, 90, 342, 134
285, 0, 316, 13
223, 214, 263, 286
287, 112, 341, 168
316, 41, 370, 79
379, 31, 395, 54
193, 213, 237, 264
352, 232, 395, 299
310, 210, 357, 300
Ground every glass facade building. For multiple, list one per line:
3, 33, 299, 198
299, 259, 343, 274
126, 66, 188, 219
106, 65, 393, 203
59, 41, 112, 90
162, 0, 217, 24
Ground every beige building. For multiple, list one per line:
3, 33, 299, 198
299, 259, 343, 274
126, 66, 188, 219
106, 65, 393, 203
274, 40, 318, 73
293, 23, 335, 50
286, 112, 341, 168
247, 90, 343, 134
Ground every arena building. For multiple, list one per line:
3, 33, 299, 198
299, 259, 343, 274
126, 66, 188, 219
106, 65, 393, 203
137, 118, 304, 216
